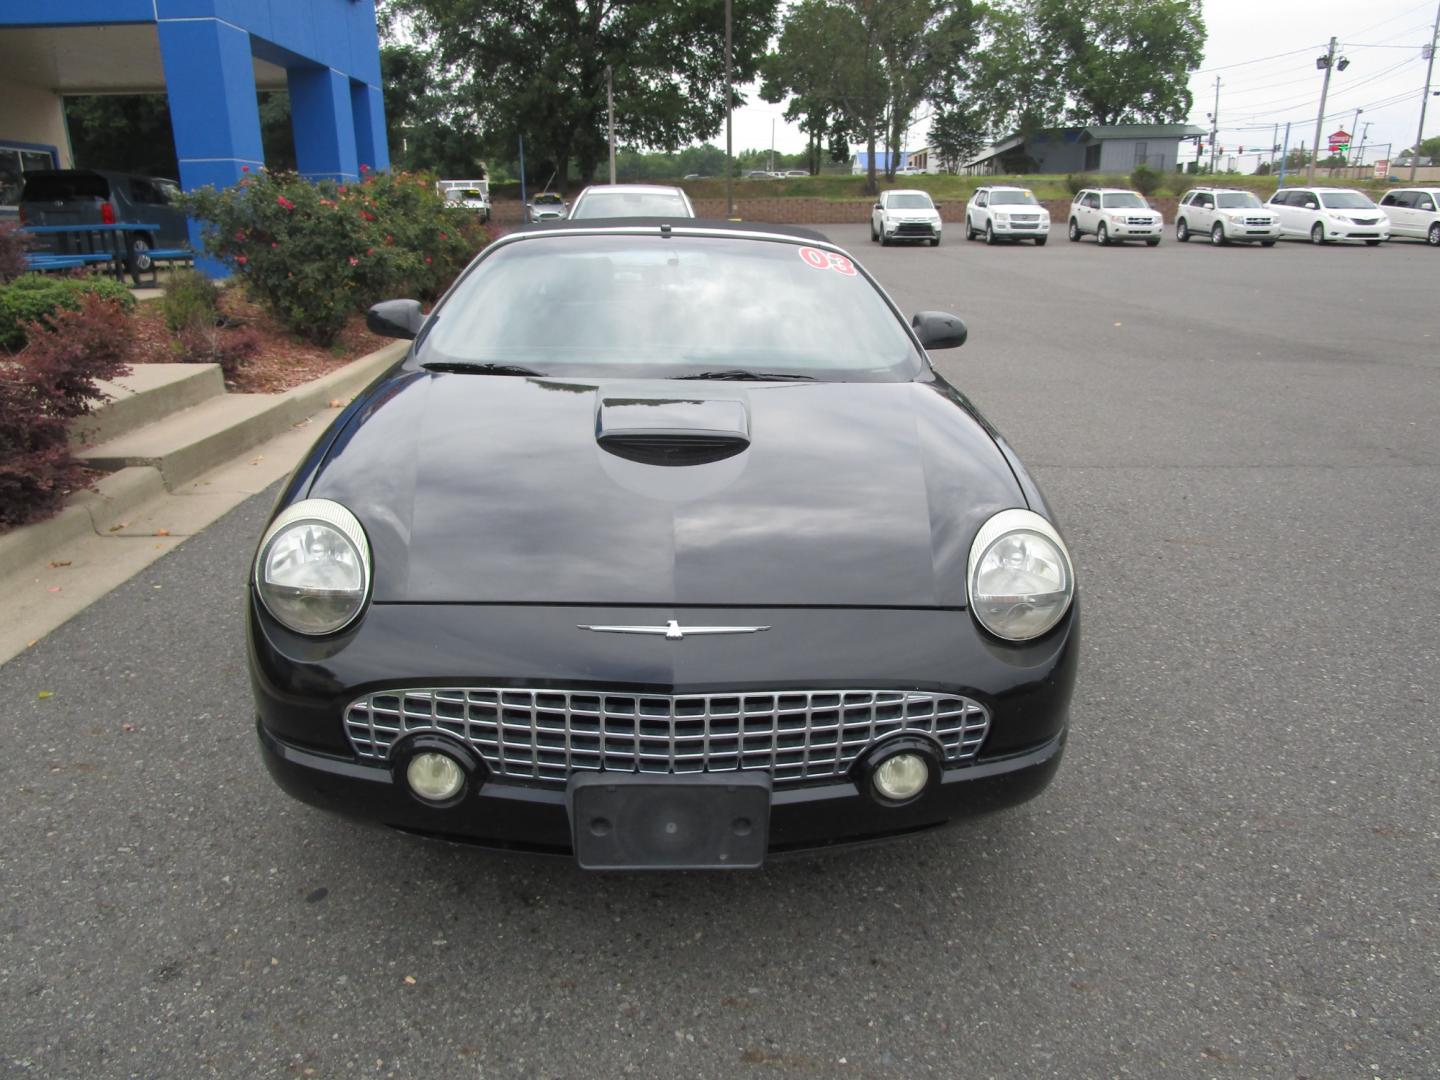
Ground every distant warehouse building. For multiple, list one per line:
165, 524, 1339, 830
0, 0, 389, 227
964, 125, 1207, 175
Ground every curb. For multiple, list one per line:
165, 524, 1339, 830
0, 340, 408, 582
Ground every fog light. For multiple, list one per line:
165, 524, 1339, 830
406, 751, 465, 802
872, 752, 930, 802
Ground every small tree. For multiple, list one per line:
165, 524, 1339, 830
1130, 163, 1160, 195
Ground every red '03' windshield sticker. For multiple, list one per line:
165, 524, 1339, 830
798, 246, 857, 276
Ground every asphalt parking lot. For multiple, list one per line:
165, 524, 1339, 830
3, 224, 1437, 1079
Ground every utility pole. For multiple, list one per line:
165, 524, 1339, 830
1411, 1, 1440, 181
1309, 37, 1338, 183
1277, 122, 1293, 187
770, 118, 775, 174
1270, 122, 1279, 172
606, 66, 617, 185
1355, 121, 1372, 168
724, 0, 733, 218
518, 135, 527, 214
1347, 108, 1363, 171
1208, 77, 1221, 173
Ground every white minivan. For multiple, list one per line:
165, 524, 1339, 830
1266, 187, 1389, 245
1378, 188, 1440, 246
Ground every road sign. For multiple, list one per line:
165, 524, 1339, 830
1327, 128, 1351, 152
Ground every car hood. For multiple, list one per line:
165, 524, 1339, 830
307, 371, 1025, 607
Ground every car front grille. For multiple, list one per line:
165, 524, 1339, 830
1244, 217, 1276, 226
895, 223, 935, 235
344, 687, 990, 786
1010, 214, 1041, 223
1125, 216, 1154, 226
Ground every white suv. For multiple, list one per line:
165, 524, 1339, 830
1068, 188, 1162, 246
870, 189, 942, 246
1266, 187, 1389, 245
1175, 188, 1279, 246
1379, 187, 1440, 246
964, 186, 1050, 245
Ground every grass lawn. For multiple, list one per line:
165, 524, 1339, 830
492, 172, 1393, 203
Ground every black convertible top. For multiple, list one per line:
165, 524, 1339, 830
511, 216, 833, 245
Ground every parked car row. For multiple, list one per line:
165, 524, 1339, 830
875, 183, 1440, 251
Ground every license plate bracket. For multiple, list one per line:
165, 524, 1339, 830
567, 772, 771, 870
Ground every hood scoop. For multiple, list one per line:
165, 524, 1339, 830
597, 396, 750, 466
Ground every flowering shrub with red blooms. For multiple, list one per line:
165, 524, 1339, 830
0, 295, 132, 529
0, 221, 32, 284
179, 168, 484, 346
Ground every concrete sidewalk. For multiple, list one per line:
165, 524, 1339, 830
0, 341, 406, 664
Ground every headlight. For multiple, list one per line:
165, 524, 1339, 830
968, 509, 1074, 641
254, 498, 371, 635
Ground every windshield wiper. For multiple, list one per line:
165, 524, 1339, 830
421, 361, 549, 377
674, 369, 816, 381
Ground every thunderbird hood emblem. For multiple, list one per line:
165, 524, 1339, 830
578, 620, 771, 640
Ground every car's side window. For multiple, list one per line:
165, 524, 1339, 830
1380, 192, 1400, 206
129, 179, 159, 205
976, 192, 988, 207
1199, 194, 1213, 209
1084, 193, 1099, 210
1418, 193, 1436, 212
1301, 191, 1318, 208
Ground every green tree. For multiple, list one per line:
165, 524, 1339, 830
927, 100, 987, 171
384, 0, 780, 188
760, 0, 858, 174
876, 0, 979, 181
968, 0, 1204, 136
1398, 136, 1440, 164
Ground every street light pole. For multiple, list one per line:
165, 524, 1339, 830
1209, 77, 1221, 173
724, 0, 733, 218
1308, 37, 1338, 183
1410, 1, 1440, 182
607, 65, 617, 185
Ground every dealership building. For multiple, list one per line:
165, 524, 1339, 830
0, 0, 389, 223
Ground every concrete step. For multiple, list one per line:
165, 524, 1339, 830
76, 392, 301, 490
70, 364, 226, 449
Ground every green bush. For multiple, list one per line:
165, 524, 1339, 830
1130, 164, 1160, 196
161, 268, 221, 333
178, 168, 485, 346
0, 274, 135, 352
1063, 173, 1087, 196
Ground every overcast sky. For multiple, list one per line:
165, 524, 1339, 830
730, 0, 1440, 168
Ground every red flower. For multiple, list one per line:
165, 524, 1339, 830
360, 163, 370, 173
360, 210, 376, 222
241, 165, 249, 173
337, 186, 347, 195
234, 230, 246, 242
348, 256, 359, 266
439, 231, 447, 240
276, 195, 295, 210
366, 247, 375, 255
385, 234, 393, 244
236, 255, 248, 265
271, 242, 279, 249
424, 256, 432, 264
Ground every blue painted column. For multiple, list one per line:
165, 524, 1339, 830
289, 66, 360, 182
157, 17, 265, 274
350, 80, 391, 173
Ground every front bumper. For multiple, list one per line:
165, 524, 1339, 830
884, 221, 940, 239
1221, 220, 1281, 241
1104, 221, 1162, 240
249, 600, 1077, 861
259, 721, 1067, 858
1326, 225, 1389, 241
990, 219, 1049, 236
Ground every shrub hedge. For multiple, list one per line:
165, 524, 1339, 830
180, 168, 484, 346
0, 274, 136, 352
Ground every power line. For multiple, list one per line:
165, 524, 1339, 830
1195, 44, 1325, 75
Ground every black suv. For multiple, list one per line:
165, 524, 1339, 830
20, 170, 190, 272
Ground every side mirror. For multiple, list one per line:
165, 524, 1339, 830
366, 299, 424, 340
933, 203, 943, 210
874, 203, 882, 210
1305, 202, 1318, 210
912, 311, 967, 350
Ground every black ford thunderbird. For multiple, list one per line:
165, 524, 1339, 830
248, 219, 1077, 869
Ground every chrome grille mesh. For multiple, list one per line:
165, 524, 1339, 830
344, 688, 990, 786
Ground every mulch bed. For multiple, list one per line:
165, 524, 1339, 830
123, 288, 392, 394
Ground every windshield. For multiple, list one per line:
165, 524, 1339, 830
571, 191, 691, 219
533, 193, 564, 205
422, 234, 922, 382
21, 172, 110, 201
1320, 191, 1376, 210
1101, 192, 1146, 209
886, 194, 934, 210
1217, 192, 1262, 208
990, 190, 1038, 206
